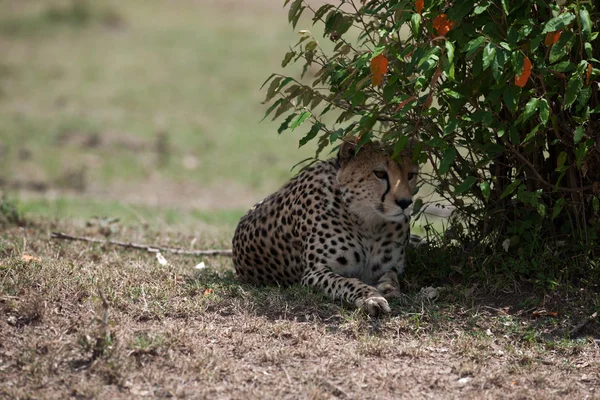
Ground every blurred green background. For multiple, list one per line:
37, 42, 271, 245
0, 0, 323, 230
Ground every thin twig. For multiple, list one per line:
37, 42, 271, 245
503, 140, 594, 193
50, 232, 233, 257
570, 312, 597, 338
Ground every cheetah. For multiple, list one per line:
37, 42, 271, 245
232, 140, 419, 315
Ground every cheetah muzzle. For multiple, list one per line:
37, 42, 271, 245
232, 141, 419, 316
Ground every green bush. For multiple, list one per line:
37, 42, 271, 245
264, 0, 600, 282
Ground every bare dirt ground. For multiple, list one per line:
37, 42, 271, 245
1, 221, 599, 399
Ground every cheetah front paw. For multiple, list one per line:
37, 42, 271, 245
376, 281, 402, 299
356, 295, 391, 316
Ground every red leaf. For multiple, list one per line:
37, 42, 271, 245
415, 0, 424, 15
514, 56, 532, 88
433, 14, 453, 37
544, 30, 562, 46
370, 54, 388, 87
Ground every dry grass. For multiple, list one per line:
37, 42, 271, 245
1, 219, 599, 399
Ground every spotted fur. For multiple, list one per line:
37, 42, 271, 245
232, 141, 419, 315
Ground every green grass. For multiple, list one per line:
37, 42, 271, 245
0, 0, 322, 201
18, 196, 244, 229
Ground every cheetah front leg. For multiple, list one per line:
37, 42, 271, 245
301, 265, 390, 315
375, 270, 402, 299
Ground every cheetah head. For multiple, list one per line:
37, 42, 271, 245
336, 140, 419, 223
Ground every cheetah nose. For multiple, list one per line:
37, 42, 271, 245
395, 198, 413, 210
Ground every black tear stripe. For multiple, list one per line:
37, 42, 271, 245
380, 175, 390, 203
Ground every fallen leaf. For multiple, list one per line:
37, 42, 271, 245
514, 56, 532, 87
586, 63, 592, 85
544, 30, 562, 46
156, 252, 168, 266
457, 377, 472, 385
21, 254, 41, 263
433, 14, 453, 37
194, 261, 207, 270
415, 0, 424, 15
203, 288, 214, 296
422, 286, 440, 300
370, 53, 388, 87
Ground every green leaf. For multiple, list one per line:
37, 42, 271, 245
439, 147, 457, 175
445, 41, 455, 63
455, 176, 477, 195
304, 41, 317, 52
278, 113, 296, 134
443, 119, 458, 136
552, 197, 565, 219
447, 2, 473, 21
503, 86, 520, 114
392, 135, 410, 160
412, 198, 424, 213
542, 13, 576, 34
492, 50, 506, 82
411, 13, 421, 37
288, 0, 302, 22
556, 151, 567, 169
539, 98, 550, 125
261, 98, 284, 121
464, 36, 485, 57
536, 203, 546, 218
482, 43, 496, 71
265, 77, 282, 101
574, 126, 585, 143
260, 73, 277, 90
312, 4, 333, 24
474, 1, 491, 15
549, 31, 574, 63
281, 51, 295, 68
522, 124, 541, 144
501, 179, 521, 199
480, 181, 491, 201
579, 9, 592, 41
299, 122, 323, 147
593, 197, 599, 214
355, 131, 374, 153
521, 98, 540, 122
564, 74, 583, 109
290, 111, 311, 131
575, 142, 588, 168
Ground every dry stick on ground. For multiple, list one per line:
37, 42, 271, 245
50, 232, 233, 257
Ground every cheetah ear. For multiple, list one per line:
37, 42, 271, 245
337, 140, 357, 166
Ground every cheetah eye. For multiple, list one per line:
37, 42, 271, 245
407, 172, 417, 180
373, 170, 388, 180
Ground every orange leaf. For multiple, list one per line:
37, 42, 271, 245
514, 56, 532, 87
433, 14, 453, 37
544, 30, 562, 46
21, 254, 41, 263
415, 0, 424, 15
203, 288, 214, 296
370, 53, 388, 87
586, 63, 592, 85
